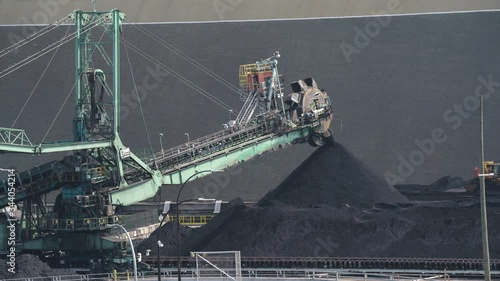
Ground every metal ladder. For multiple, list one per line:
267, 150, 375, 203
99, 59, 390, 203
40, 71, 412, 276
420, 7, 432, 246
234, 91, 260, 126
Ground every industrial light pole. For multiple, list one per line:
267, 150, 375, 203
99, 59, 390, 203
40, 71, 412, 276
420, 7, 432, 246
108, 224, 137, 281
159, 133, 164, 159
184, 133, 190, 143
479, 95, 491, 281
176, 170, 220, 281
228, 109, 233, 121
157, 197, 214, 281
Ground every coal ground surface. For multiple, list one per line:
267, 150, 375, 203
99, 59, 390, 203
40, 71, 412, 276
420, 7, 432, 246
395, 175, 469, 201
137, 219, 191, 256
179, 200, 500, 257
139, 144, 500, 258
0, 254, 77, 279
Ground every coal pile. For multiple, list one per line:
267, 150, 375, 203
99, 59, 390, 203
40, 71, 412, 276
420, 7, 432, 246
395, 175, 465, 194
395, 176, 467, 201
259, 144, 408, 208
427, 176, 465, 190
0, 254, 77, 279
138, 143, 500, 258
180, 201, 500, 258
137, 219, 192, 255
380, 202, 500, 258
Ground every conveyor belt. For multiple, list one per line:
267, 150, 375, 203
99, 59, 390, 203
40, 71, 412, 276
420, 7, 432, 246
142, 256, 500, 271
123, 111, 324, 184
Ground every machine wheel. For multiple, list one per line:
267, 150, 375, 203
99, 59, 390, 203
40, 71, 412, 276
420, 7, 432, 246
308, 129, 335, 147
307, 132, 321, 147
322, 129, 335, 147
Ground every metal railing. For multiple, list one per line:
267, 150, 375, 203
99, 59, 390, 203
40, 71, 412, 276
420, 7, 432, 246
238, 62, 273, 93
4, 268, 498, 281
124, 113, 290, 183
0, 127, 33, 146
38, 214, 119, 231
169, 215, 215, 226
123, 101, 332, 184
37, 210, 157, 232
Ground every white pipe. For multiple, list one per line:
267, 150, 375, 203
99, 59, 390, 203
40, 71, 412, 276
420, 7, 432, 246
108, 224, 138, 281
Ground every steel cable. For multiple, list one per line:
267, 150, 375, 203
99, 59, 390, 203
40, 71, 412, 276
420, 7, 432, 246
0, 16, 70, 58
125, 21, 242, 95
122, 38, 239, 114
11, 25, 72, 128
0, 17, 106, 79
123, 39, 159, 169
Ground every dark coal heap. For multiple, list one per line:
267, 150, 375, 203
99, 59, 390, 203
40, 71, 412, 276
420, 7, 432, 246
259, 144, 408, 208
395, 175, 465, 194
177, 200, 500, 257
138, 143, 500, 258
137, 219, 191, 256
0, 254, 77, 279
394, 175, 467, 201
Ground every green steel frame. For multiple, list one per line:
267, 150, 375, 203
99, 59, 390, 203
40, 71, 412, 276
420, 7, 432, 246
0, 9, 330, 261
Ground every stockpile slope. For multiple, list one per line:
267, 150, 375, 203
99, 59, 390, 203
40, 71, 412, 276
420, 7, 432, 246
0, 254, 77, 279
137, 219, 192, 256
181, 201, 500, 258
137, 145, 500, 258
259, 144, 408, 208
137, 145, 412, 257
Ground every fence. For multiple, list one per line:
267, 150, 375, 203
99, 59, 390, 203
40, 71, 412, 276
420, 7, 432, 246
3, 268, 499, 281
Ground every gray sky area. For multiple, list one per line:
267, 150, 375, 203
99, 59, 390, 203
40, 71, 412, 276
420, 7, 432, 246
0, 0, 500, 24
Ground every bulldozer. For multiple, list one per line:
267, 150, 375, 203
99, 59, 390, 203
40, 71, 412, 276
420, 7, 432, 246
464, 161, 500, 196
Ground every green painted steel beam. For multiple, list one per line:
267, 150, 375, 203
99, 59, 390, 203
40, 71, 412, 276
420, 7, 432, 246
75, 10, 82, 105
109, 127, 310, 206
22, 233, 118, 251
0, 127, 33, 146
112, 9, 121, 136
0, 127, 24, 132
0, 140, 112, 154
110, 177, 160, 206
162, 128, 309, 185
